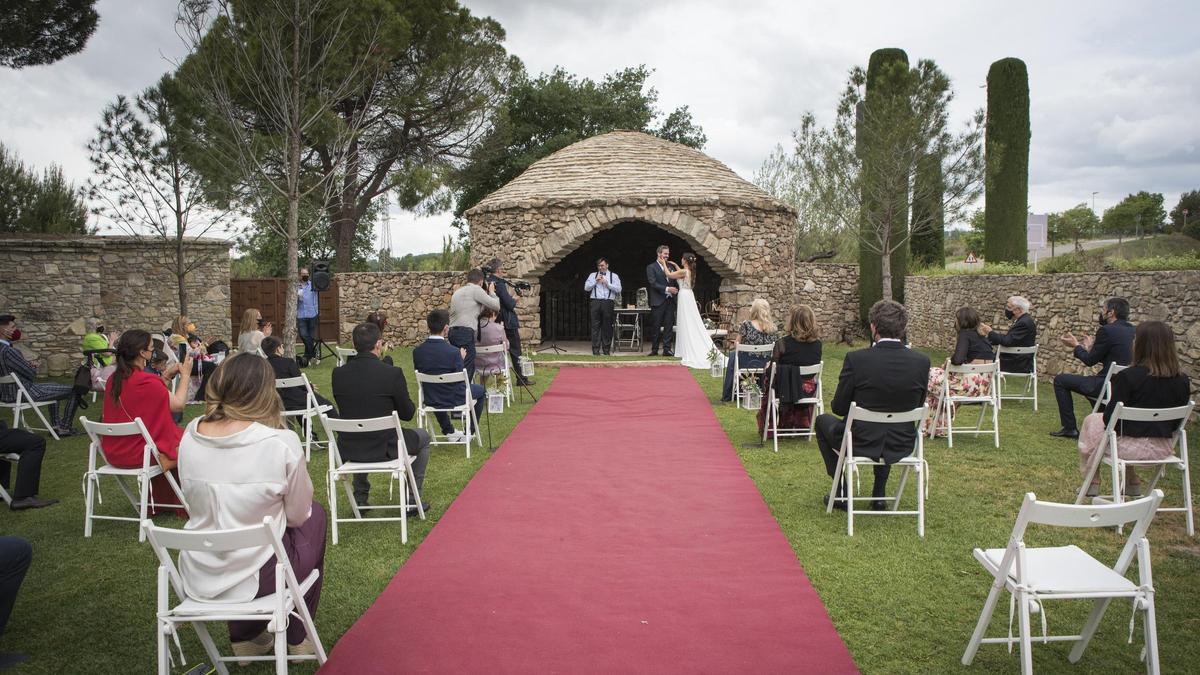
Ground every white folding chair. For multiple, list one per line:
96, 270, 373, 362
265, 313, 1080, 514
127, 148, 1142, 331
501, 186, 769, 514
1076, 401, 1194, 536
474, 343, 513, 407
1091, 363, 1130, 414
0, 374, 60, 440
321, 412, 424, 545
826, 403, 930, 536
996, 345, 1038, 411
81, 417, 189, 542
416, 369, 481, 457
732, 343, 774, 409
762, 362, 824, 452
612, 311, 642, 352
962, 490, 1165, 675
275, 374, 333, 462
143, 517, 327, 675
334, 347, 356, 367
0, 453, 18, 505
928, 362, 1000, 448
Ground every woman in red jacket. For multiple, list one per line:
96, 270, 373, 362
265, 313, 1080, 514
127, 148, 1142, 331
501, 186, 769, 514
101, 330, 193, 516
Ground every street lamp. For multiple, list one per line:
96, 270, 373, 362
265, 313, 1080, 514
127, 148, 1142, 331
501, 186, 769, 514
1091, 191, 1098, 213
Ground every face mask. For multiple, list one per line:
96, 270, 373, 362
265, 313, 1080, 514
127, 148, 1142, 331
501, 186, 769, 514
1003, 309, 1014, 320
257, 318, 265, 328
7, 329, 20, 342
301, 275, 309, 281
97, 326, 105, 334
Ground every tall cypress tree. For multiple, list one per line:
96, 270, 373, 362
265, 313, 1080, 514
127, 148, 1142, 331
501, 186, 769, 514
858, 47, 910, 325
984, 57, 1030, 265
910, 153, 944, 268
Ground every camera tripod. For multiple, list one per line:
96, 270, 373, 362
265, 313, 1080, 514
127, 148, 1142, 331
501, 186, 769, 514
536, 296, 567, 354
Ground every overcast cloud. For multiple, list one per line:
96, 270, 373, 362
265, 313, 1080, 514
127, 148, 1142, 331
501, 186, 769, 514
1, 0, 1196, 255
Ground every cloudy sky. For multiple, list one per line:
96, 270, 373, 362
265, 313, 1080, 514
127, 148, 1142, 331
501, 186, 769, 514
2, 0, 1196, 255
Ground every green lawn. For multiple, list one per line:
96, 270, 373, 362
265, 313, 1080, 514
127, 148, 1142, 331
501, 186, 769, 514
1089, 233, 1200, 260
3, 346, 1198, 674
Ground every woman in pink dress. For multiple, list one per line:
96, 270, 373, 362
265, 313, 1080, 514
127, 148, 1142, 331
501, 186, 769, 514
475, 308, 508, 389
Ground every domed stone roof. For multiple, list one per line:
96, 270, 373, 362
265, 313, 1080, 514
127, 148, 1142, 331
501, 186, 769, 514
466, 130, 793, 214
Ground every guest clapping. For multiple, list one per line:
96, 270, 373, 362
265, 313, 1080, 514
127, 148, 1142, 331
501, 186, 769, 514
0, 314, 81, 437
237, 308, 272, 354
1077, 321, 1190, 497
923, 307, 994, 435
758, 304, 822, 435
979, 295, 1036, 374
176, 353, 325, 658
721, 299, 778, 402
1051, 297, 1135, 439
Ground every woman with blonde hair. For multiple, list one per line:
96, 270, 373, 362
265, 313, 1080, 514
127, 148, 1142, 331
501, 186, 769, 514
720, 298, 779, 402
237, 307, 272, 354
177, 353, 325, 659
757, 305, 823, 434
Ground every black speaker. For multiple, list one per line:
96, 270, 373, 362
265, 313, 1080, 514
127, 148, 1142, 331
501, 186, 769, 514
312, 260, 332, 292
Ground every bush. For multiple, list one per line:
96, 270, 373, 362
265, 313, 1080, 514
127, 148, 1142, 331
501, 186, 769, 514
910, 261, 1029, 276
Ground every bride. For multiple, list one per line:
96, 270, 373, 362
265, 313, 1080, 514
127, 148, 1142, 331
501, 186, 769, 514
667, 253, 723, 369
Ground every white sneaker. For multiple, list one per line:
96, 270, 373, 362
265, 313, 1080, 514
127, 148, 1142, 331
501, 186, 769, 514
287, 637, 317, 656
446, 431, 466, 442
231, 631, 274, 665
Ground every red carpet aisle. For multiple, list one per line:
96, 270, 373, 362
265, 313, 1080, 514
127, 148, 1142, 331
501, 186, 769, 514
320, 366, 857, 673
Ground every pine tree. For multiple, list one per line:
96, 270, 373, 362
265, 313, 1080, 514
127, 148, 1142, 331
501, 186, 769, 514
910, 152, 944, 268
983, 57, 1030, 265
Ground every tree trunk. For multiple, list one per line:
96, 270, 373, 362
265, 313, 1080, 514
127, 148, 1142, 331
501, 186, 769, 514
333, 212, 355, 272
880, 250, 893, 302
282, 0, 302, 359
176, 234, 188, 316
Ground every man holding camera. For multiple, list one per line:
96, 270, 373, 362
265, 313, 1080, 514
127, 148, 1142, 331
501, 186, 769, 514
296, 266, 319, 365
484, 258, 529, 385
584, 258, 622, 355
449, 269, 501, 381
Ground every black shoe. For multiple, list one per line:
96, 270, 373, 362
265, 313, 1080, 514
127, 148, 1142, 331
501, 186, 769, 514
649, 349, 659, 356
871, 499, 888, 512
1050, 428, 1080, 439
602, 351, 611, 356
406, 501, 431, 514
10, 496, 59, 511
53, 427, 78, 438
663, 350, 674, 357
593, 351, 601, 356
823, 494, 847, 512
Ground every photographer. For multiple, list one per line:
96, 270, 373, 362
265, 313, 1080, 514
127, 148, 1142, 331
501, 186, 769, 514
484, 258, 531, 384
449, 269, 500, 381
583, 258, 622, 355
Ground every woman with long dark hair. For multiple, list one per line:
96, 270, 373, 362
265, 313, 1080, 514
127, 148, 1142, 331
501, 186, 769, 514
922, 306, 995, 435
100, 330, 192, 515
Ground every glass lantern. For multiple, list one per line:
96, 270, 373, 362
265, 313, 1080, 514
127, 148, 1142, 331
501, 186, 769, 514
745, 390, 762, 410
487, 389, 505, 414
519, 356, 535, 379
709, 360, 723, 378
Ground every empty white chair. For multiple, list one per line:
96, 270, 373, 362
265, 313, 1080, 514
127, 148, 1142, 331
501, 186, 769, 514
334, 347, 356, 367
1076, 401, 1194, 536
761, 361, 824, 452
962, 490, 1165, 675
275, 374, 333, 461
732, 343, 774, 409
474, 343, 513, 408
826, 403, 929, 537
1090, 363, 1130, 414
321, 412, 424, 545
0, 453, 17, 505
415, 369, 481, 457
995, 345, 1038, 411
143, 516, 327, 674
612, 311, 642, 352
81, 417, 189, 542
928, 362, 1000, 448
0, 374, 59, 440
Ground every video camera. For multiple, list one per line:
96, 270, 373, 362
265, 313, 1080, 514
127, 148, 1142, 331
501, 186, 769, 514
481, 261, 532, 295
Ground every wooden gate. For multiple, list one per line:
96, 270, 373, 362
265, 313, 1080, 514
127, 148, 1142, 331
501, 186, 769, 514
230, 278, 340, 343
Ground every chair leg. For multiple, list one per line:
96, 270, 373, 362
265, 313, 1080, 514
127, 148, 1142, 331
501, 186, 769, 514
156, 618, 169, 675
342, 477, 361, 519
1181, 460, 1194, 537
891, 466, 911, 512
992, 401, 1000, 448
1017, 593, 1034, 675
84, 472, 96, 537
846, 465, 855, 537
916, 464, 925, 538
400, 471, 408, 545
191, 621, 228, 675
274, 624, 287, 675
329, 473, 339, 546
138, 473, 151, 543
1069, 598, 1115, 663
963, 581, 1005, 665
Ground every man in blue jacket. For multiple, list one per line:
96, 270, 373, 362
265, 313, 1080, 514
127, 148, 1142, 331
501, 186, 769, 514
1050, 297, 1135, 439
413, 310, 486, 443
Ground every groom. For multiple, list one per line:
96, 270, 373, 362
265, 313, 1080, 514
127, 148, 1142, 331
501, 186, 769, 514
645, 244, 678, 356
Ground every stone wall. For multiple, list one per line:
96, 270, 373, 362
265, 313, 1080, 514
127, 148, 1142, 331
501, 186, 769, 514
793, 263, 860, 343
0, 235, 231, 375
337, 271, 463, 346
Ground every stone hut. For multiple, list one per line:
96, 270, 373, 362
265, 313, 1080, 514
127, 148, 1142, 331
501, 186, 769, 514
466, 130, 797, 344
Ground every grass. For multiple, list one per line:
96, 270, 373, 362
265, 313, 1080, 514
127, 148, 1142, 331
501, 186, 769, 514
4, 345, 1199, 673
1088, 234, 1200, 261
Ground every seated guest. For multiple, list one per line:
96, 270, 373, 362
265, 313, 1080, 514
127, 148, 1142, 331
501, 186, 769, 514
331, 323, 430, 510
0, 536, 33, 668
1051, 297, 1135, 439
0, 421, 57, 510
815, 300, 930, 511
176, 353, 325, 659
166, 315, 219, 396
721, 298, 778, 402
476, 308, 507, 389
0, 314, 81, 437
237, 308, 272, 354
757, 304, 822, 435
979, 295, 1036, 373
101, 330, 191, 515
81, 318, 116, 366
922, 307, 995, 435
1078, 321, 1190, 497
365, 310, 394, 365
414, 310, 487, 443
262, 336, 336, 415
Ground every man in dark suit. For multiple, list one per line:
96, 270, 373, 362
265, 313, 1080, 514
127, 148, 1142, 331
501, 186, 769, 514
261, 336, 336, 415
1050, 296, 1135, 439
0, 421, 57, 511
331, 322, 430, 510
980, 295, 1037, 373
413, 310, 486, 443
644, 244, 679, 356
815, 300, 930, 511
485, 258, 530, 385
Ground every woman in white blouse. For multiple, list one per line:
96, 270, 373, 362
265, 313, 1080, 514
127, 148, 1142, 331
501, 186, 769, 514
177, 352, 325, 659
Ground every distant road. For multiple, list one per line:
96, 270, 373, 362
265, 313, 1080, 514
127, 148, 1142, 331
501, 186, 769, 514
948, 238, 1120, 269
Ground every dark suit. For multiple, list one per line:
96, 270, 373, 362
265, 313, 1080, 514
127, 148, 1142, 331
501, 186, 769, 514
815, 341, 931, 498
331, 352, 430, 504
645, 260, 678, 353
987, 313, 1037, 373
412, 337, 485, 435
267, 354, 335, 414
494, 278, 528, 384
1053, 319, 1135, 432
0, 421, 46, 501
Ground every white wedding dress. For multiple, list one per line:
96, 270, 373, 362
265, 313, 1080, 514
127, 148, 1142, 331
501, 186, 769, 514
674, 271, 722, 369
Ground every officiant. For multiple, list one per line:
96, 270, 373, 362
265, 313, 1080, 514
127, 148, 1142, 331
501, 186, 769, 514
583, 257, 622, 356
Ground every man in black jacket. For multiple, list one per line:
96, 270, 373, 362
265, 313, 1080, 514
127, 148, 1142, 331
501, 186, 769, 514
0, 421, 57, 511
1050, 297, 1135, 439
486, 258, 529, 385
980, 295, 1037, 373
814, 300, 930, 510
645, 244, 679, 356
262, 336, 336, 415
332, 323, 430, 510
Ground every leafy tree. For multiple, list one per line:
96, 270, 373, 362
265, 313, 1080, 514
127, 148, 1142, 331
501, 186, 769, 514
236, 197, 376, 277
451, 65, 706, 230
0, 142, 89, 233
962, 208, 986, 258
87, 75, 234, 315
1049, 203, 1099, 252
1100, 191, 1166, 243
983, 57, 1030, 265
0, 0, 98, 68
909, 152, 944, 268
1169, 190, 1200, 238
